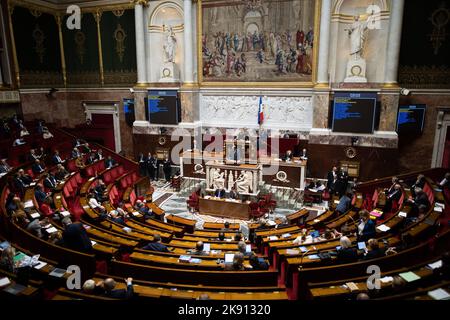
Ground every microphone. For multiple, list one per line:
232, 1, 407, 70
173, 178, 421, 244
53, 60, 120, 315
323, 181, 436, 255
299, 248, 310, 270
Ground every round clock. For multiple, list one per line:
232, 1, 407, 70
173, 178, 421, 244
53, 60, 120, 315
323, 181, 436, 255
345, 147, 357, 159
158, 136, 167, 145
351, 65, 362, 77
162, 68, 171, 78
276, 171, 287, 182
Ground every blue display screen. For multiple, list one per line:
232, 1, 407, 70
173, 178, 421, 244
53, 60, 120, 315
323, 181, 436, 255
332, 92, 377, 134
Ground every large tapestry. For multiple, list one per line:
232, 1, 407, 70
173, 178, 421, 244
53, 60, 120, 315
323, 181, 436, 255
201, 0, 316, 83
398, 0, 450, 88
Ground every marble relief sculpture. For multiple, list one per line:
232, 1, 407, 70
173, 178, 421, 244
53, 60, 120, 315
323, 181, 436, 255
236, 171, 253, 193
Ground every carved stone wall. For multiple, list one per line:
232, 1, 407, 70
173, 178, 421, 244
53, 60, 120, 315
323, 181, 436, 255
200, 94, 313, 131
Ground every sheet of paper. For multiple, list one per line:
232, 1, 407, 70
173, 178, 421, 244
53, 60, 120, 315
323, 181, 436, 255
286, 249, 299, 255
380, 276, 394, 283
203, 243, 210, 252
46, 227, 58, 234
307, 254, 320, 260
399, 271, 421, 282
60, 211, 70, 217
376, 224, 390, 232
427, 260, 443, 270
434, 206, 443, 213
0, 277, 11, 287
33, 261, 47, 270
268, 236, 278, 241
24, 200, 34, 208
30, 212, 40, 219
427, 288, 450, 300
398, 211, 408, 218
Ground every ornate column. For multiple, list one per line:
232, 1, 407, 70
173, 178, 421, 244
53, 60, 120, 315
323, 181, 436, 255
134, 0, 148, 86
55, 15, 67, 87
384, 0, 405, 87
315, 0, 332, 87
94, 10, 104, 86
183, 0, 194, 83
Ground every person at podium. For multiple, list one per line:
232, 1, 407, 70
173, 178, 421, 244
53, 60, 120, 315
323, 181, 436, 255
282, 150, 293, 162
228, 186, 239, 200
215, 188, 226, 198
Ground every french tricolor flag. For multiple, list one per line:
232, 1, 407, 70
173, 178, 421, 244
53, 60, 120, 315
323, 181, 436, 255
258, 96, 264, 125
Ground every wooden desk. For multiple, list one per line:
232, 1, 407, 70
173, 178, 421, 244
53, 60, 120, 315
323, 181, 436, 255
199, 197, 250, 220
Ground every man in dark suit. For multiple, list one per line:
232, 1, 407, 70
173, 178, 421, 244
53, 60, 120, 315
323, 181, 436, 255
62, 221, 93, 253
32, 159, 45, 175
34, 184, 49, 204
409, 188, 430, 215
142, 234, 169, 252
327, 166, 338, 192
85, 152, 97, 165
362, 239, 385, 260
102, 278, 134, 299
162, 158, 172, 182
282, 150, 293, 162
105, 155, 116, 169
43, 173, 57, 191
52, 150, 65, 165
137, 153, 147, 177
146, 152, 157, 181
215, 188, 226, 198
228, 186, 238, 199
94, 180, 107, 202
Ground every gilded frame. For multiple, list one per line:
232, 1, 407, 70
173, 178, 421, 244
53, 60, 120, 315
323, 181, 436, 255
196, 0, 322, 88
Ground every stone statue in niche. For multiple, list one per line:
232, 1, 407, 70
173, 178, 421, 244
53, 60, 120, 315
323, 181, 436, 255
343, 14, 374, 83
163, 25, 176, 63
159, 25, 180, 82
211, 168, 225, 190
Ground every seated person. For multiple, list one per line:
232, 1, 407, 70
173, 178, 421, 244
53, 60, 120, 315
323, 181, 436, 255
411, 174, 426, 194
357, 210, 376, 242
336, 236, 358, 263
335, 192, 352, 215
34, 184, 50, 204
0, 159, 12, 174
71, 147, 81, 159
222, 222, 231, 231
225, 252, 245, 271
105, 156, 116, 169
248, 252, 269, 270
142, 234, 169, 252
88, 192, 106, 213
43, 172, 58, 191
108, 210, 125, 225
94, 180, 108, 202
385, 183, 402, 212
188, 241, 209, 256
238, 241, 251, 257
99, 278, 134, 299
95, 149, 104, 161
228, 186, 239, 200
18, 169, 33, 185
214, 188, 226, 198
12, 210, 45, 238
409, 187, 430, 212
52, 150, 65, 165
49, 230, 65, 246
55, 164, 69, 181
32, 159, 45, 175
362, 239, 385, 260
75, 155, 85, 169
85, 152, 97, 165
0, 247, 17, 273
283, 150, 293, 162
385, 176, 399, 195
62, 221, 93, 253
218, 232, 225, 241
233, 233, 243, 242
135, 201, 154, 220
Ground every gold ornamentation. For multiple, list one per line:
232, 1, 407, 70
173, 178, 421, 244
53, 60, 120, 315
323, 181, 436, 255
113, 9, 125, 17
399, 65, 450, 89
29, 9, 42, 18
104, 70, 137, 85
429, 4, 449, 55
74, 31, 86, 64
114, 23, 127, 63
32, 24, 46, 64
130, 0, 150, 6
159, 136, 167, 145
20, 71, 63, 87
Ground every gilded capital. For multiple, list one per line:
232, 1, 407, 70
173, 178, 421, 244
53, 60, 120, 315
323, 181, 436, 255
131, 0, 150, 6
